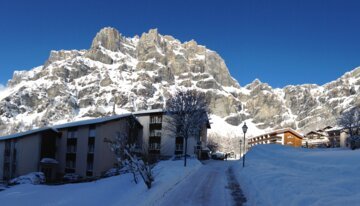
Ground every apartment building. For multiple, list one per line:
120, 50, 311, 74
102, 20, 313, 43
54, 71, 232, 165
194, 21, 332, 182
248, 128, 303, 148
0, 114, 142, 183
0, 109, 210, 183
133, 109, 210, 161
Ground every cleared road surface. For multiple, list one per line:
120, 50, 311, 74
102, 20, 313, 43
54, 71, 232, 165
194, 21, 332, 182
158, 160, 246, 206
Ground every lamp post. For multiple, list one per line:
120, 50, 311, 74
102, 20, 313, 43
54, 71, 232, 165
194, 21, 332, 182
239, 138, 242, 160
242, 122, 248, 167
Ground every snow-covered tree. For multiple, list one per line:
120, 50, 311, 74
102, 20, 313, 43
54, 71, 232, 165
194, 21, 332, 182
338, 106, 360, 136
208, 132, 241, 154
164, 90, 209, 167
338, 105, 360, 149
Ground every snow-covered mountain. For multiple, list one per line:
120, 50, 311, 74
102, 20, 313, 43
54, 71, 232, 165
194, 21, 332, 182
0, 27, 359, 137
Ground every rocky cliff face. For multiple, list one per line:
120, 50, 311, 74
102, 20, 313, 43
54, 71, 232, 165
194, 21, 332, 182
0, 27, 359, 136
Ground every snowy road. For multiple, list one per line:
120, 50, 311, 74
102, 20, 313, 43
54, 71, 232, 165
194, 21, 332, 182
158, 160, 246, 206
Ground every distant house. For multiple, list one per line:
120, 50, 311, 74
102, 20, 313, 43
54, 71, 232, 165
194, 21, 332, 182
304, 126, 349, 148
302, 130, 330, 148
248, 128, 303, 148
0, 114, 142, 183
133, 109, 210, 161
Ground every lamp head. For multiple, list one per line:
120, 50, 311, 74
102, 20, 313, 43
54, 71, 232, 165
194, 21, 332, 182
242, 122, 248, 134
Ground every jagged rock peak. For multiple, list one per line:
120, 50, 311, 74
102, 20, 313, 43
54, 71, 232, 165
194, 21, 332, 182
90, 27, 123, 51
139, 28, 162, 45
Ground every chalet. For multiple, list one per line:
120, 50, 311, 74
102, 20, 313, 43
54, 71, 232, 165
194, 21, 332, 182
302, 131, 330, 148
248, 128, 303, 148
304, 126, 349, 148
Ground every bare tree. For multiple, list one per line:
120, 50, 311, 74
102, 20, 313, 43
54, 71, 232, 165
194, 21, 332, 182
105, 118, 154, 189
208, 132, 241, 154
164, 90, 209, 167
338, 106, 360, 136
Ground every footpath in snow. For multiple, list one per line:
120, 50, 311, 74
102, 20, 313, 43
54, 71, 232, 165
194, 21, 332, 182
234, 144, 360, 206
0, 158, 201, 206
158, 160, 246, 206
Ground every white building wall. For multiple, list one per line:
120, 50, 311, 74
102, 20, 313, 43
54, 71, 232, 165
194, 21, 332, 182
281, 133, 285, 145
340, 131, 348, 148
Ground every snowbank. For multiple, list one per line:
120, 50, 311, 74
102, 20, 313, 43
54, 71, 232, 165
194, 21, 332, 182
0, 158, 202, 206
235, 145, 360, 206
9, 172, 45, 185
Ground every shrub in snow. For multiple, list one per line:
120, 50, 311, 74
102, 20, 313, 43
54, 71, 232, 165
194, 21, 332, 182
103, 167, 129, 177
9, 172, 45, 185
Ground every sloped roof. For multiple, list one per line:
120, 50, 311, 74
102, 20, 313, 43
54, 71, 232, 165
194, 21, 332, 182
305, 131, 326, 136
0, 127, 58, 141
133, 109, 164, 116
54, 113, 134, 129
250, 128, 304, 139
0, 113, 137, 141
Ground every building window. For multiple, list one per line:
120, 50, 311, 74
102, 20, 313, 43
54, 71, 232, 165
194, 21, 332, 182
149, 142, 161, 150
87, 161, 93, 171
89, 125, 96, 138
67, 128, 78, 139
66, 159, 76, 169
150, 116, 162, 124
150, 130, 161, 137
88, 143, 94, 154
175, 137, 184, 152
67, 144, 77, 153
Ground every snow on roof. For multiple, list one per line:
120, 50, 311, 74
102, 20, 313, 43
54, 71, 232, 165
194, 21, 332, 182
0, 113, 136, 141
0, 127, 58, 141
53, 113, 133, 129
132, 109, 164, 115
249, 128, 304, 139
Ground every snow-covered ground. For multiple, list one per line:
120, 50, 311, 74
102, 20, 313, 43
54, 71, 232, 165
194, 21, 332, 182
235, 145, 360, 206
0, 158, 201, 206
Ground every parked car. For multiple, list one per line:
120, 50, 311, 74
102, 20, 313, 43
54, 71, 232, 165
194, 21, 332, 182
211, 152, 225, 160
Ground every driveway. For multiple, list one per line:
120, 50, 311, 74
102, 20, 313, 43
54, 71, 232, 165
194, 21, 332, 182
158, 160, 246, 206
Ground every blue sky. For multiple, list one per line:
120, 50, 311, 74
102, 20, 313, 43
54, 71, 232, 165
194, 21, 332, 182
0, 0, 360, 88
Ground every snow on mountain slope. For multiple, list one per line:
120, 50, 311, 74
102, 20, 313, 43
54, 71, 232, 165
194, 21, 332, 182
0, 27, 359, 138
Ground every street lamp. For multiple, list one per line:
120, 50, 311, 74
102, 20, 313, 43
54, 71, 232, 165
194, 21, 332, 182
242, 122, 248, 167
